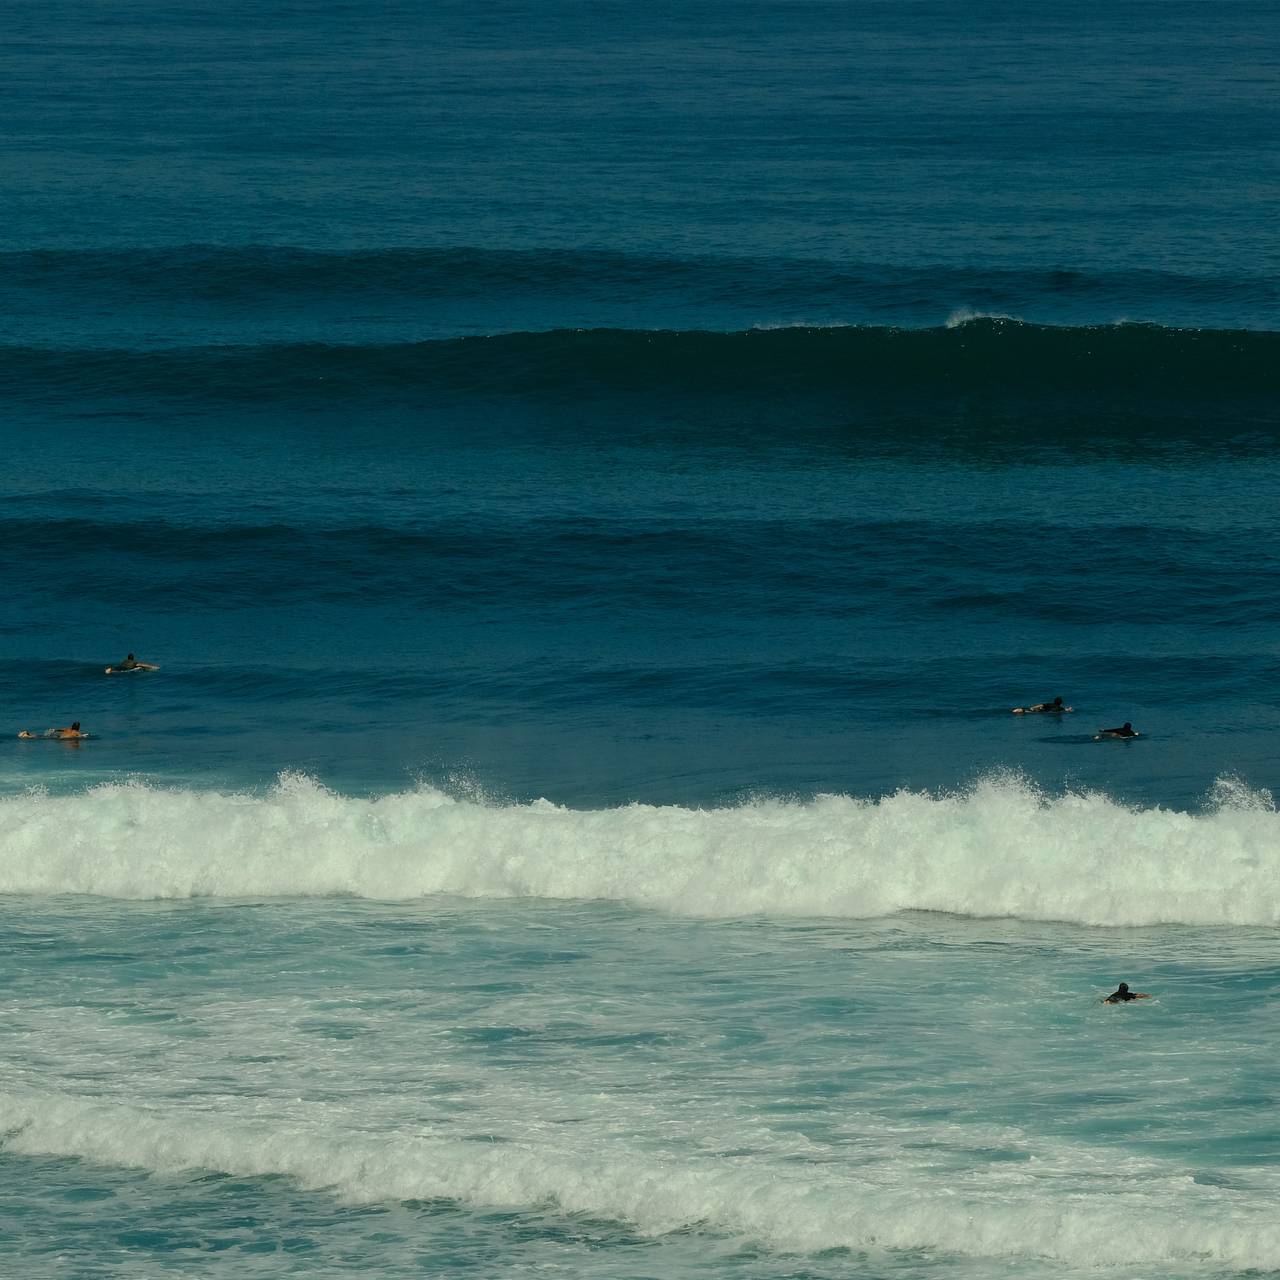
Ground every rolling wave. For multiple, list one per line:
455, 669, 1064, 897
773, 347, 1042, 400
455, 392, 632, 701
2, 773, 1278, 926
4, 321, 1280, 407
3, 514, 1275, 623
6, 245, 1277, 317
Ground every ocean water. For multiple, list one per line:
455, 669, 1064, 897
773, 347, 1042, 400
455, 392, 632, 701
3, 1, 1280, 1275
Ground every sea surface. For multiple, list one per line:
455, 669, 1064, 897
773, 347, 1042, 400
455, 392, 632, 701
3, 1, 1280, 1276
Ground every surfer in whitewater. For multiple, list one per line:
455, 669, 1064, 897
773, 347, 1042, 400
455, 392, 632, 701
1102, 982, 1151, 1004
1012, 696, 1071, 714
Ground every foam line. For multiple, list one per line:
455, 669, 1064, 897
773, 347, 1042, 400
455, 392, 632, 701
2, 774, 1278, 925
3, 1091, 1279, 1267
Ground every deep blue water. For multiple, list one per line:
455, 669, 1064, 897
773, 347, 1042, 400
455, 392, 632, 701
3, 2, 1280, 1276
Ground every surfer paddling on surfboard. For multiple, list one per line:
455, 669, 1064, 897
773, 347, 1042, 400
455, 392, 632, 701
18, 721, 89, 740
1095, 722, 1139, 740
105, 653, 159, 675
1102, 982, 1151, 1004
1012, 696, 1071, 714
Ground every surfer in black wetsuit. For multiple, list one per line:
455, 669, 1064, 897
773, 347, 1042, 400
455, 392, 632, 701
1103, 982, 1151, 1004
1097, 722, 1138, 739
1013, 696, 1071, 714
106, 653, 156, 674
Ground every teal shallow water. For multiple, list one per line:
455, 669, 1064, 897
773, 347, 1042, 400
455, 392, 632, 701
4, 896, 1280, 1278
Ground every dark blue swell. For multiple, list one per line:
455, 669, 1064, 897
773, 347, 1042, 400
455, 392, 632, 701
6, 322, 1280, 407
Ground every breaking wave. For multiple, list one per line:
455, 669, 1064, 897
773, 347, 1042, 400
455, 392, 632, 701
2, 773, 1278, 926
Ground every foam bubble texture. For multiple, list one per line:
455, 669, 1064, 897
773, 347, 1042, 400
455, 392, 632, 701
4, 1091, 1280, 1268
2, 774, 1277, 925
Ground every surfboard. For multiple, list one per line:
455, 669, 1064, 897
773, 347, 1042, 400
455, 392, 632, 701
18, 731, 91, 740
1094, 731, 1140, 740
1012, 705, 1072, 714
105, 663, 159, 675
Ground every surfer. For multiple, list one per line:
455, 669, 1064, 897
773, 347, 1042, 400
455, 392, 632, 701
1102, 982, 1151, 1004
105, 653, 158, 674
1012, 696, 1071, 714
18, 722, 88, 740
1095, 722, 1139, 739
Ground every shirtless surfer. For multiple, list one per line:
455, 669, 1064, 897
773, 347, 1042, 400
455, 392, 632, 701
1012, 696, 1071, 714
1102, 982, 1151, 1004
18, 721, 88, 740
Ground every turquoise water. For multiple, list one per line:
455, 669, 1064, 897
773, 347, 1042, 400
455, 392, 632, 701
5, 780, 1280, 1275
4, 0, 1280, 1274
6, 895, 1280, 1279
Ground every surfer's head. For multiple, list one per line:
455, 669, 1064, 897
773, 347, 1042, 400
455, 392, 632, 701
1053, 697, 1063, 705
126, 654, 134, 661
1117, 983, 1129, 993
1123, 723, 1132, 731
71, 722, 80, 731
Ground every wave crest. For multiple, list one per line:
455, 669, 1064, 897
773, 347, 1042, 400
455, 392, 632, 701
2, 774, 1278, 926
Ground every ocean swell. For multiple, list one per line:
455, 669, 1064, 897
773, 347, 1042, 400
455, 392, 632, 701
8, 246, 1276, 315
5, 321, 1280, 405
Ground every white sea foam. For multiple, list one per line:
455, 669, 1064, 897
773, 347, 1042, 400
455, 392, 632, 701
749, 319, 855, 330
3, 1090, 1280, 1268
1, 774, 1278, 925
944, 306, 1020, 328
